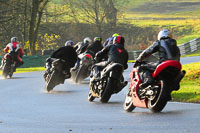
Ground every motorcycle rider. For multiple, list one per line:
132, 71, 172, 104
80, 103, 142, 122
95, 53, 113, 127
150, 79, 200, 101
74, 37, 92, 55
136, 29, 181, 89
85, 37, 103, 57
93, 35, 129, 91
73, 37, 92, 70
0, 37, 24, 69
44, 40, 77, 79
103, 33, 119, 47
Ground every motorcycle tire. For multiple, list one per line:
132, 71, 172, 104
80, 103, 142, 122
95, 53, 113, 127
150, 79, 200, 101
8, 73, 13, 78
88, 89, 95, 102
2, 63, 10, 79
100, 77, 114, 103
46, 71, 57, 92
148, 79, 168, 113
75, 65, 87, 83
124, 89, 136, 112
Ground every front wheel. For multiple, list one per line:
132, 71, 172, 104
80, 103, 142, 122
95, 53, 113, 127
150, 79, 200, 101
2, 63, 10, 79
88, 89, 95, 102
148, 80, 168, 113
124, 89, 136, 112
45, 71, 57, 92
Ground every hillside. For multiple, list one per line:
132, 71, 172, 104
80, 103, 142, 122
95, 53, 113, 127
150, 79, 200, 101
48, 0, 200, 49
52, 0, 200, 17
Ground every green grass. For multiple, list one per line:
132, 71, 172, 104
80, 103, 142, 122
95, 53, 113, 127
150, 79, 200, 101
177, 35, 200, 45
0, 67, 45, 74
172, 62, 200, 103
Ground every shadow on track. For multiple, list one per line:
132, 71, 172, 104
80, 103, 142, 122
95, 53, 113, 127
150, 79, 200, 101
43, 90, 78, 94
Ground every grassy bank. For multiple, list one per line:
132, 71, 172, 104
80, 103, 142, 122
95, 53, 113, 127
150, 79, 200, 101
172, 62, 200, 103
0, 67, 45, 74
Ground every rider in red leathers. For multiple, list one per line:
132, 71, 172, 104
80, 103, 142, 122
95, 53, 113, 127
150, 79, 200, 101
0, 37, 24, 69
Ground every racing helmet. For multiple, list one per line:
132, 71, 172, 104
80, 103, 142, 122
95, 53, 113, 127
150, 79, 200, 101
112, 33, 119, 37
11, 37, 18, 42
94, 37, 102, 42
157, 29, 172, 40
65, 40, 74, 46
83, 37, 92, 44
113, 35, 125, 45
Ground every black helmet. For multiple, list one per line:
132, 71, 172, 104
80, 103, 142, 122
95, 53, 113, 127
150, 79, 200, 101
11, 37, 18, 42
94, 37, 102, 42
113, 35, 125, 45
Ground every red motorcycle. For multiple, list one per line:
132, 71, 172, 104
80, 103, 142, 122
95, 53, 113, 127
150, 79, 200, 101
124, 60, 186, 113
1, 53, 18, 79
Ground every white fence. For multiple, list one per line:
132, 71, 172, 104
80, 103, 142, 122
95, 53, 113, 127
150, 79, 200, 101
128, 37, 200, 60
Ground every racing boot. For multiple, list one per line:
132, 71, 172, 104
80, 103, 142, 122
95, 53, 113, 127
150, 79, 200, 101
114, 81, 128, 93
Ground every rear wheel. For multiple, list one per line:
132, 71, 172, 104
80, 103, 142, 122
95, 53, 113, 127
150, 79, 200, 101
148, 80, 168, 113
46, 71, 57, 92
124, 89, 136, 112
100, 78, 114, 103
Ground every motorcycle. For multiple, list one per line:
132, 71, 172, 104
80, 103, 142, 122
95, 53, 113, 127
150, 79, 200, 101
71, 52, 93, 83
1, 53, 18, 79
88, 62, 125, 103
44, 58, 69, 92
123, 59, 186, 112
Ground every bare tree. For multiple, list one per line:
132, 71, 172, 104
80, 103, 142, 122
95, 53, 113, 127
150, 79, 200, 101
29, 0, 49, 55
63, 0, 121, 35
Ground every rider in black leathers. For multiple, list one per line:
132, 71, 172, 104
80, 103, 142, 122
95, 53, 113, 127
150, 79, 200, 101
85, 37, 103, 57
136, 29, 181, 89
74, 37, 92, 55
73, 37, 92, 70
44, 40, 77, 78
96, 36, 128, 69
94, 35, 129, 89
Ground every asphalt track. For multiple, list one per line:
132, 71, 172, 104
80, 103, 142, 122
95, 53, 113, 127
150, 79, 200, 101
0, 57, 199, 133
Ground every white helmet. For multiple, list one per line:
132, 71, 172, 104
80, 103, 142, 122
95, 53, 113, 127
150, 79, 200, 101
83, 37, 92, 44
11, 37, 18, 42
157, 29, 172, 40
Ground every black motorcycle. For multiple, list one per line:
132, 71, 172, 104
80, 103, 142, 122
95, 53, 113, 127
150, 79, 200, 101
2, 53, 18, 79
88, 62, 126, 103
71, 52, 93, 83
44, 58, 69, 92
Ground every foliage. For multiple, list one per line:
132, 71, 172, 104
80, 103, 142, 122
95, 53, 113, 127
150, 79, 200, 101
172, 62, 200, 103
37, 33, 61, 50
1, 0, 200, 54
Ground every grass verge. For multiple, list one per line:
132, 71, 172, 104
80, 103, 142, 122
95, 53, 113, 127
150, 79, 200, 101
0, 67, 45, 74
172, 62, 200, 103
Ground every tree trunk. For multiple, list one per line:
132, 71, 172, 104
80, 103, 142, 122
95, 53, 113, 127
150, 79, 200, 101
29, 0, 49, 55
29, 0, 39, 55
22, 0, 27, 51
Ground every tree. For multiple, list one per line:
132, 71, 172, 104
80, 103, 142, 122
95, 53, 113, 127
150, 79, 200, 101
29, 0, 49, 55
63, 0, 121, 36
